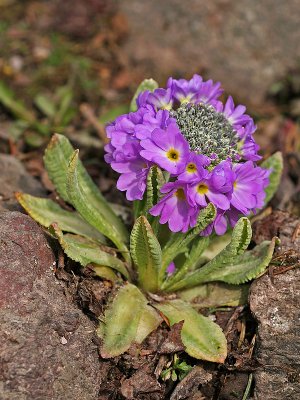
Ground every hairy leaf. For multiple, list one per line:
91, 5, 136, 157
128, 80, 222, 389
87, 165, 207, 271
130, 78, 159, 112
44, 134, 128, 245
155, 299, 227, 362
165, 217, 252, 291
133, 166, 165, 228
99, 283, 161, 358
90, 265, 119, 282
135, 305, 163, 344
178, 282, 250, 307
261, 151, 283, 204
145, 165, 165, 211
130, 216, 162, 292
204, 238, 277, 284
66, 150, 130, 262
16, 193, 104, 242
51, 225, 129, 279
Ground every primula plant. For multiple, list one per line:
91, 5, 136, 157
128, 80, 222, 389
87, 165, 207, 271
17, 75, 282, 364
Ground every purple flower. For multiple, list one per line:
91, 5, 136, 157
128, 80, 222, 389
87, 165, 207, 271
242, 135, 262, 161
195, 80, 223, 105
150, 181, 198, 233
230, 161, 270, 214
236, 119, 256, 139
105, 105, 175, 200
135, 109, 173, 140
166, 261, 176, 276
221, 96, 252, 129
177, 152, 210, 182
110, 142, 151, 201
187, 178, 231, 211
210, 160, 235, 194
167, 74, 203, 103
201, 211, 228, 236
117, 167, 149, 201
140, 122, 190, 174
167, 74, 223, 106
144, 88, 173, 110
187, 161, 234, 211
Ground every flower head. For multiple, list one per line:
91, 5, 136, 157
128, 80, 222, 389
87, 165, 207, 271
105, 74, 271, 234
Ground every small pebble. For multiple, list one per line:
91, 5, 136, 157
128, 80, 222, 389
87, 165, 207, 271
61, 337, 68, 345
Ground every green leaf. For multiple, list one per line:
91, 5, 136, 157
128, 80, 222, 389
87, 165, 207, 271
0, 81, 49, 136
167, 220, 277, 291
155, 299, 227, 363
8, 120, 29, 141
59, 107, 76, 127
130, 78, 159, 112
135, 304, 163, 344
261, 152, 283, 204
55, 86, 74, 126
90, 265, 119, 282
178, 282, 250, 308
44, 134, 75, 201
44, 134, 129, 245
202, 238, 277, 285
98, 283, 162, 358
145, 165, 165, 211
51, 225, 129, 279
16, 193, 105, 242
66, 150, 130, 260
133, 165, 165, 221
0, 80, 36, 123
24, 131, 46, 147
34, 94, 56, 118
160, 204, 216, 286
130, 216, 162, 292
165, 217, 252, 291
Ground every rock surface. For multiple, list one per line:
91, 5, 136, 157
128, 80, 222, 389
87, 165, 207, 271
0, 212, 101, 400
250, 211, 300, 399
0, 154, 45, 212
250, 269, 300, 400
118, 0, 300, 106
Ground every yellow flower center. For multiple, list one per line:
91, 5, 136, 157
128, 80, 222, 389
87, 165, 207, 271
161, 102, 172, 110
197, 184, 208, 195
186, 162, 197, 173
233, 181, 237, 189
180, 96, 192, 104
175, 188, 185, 200
167, 148, 180, 162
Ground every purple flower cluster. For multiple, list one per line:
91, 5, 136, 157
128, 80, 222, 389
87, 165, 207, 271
105, 74, 270, 234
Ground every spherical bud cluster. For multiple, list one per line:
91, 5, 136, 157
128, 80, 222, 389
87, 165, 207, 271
105, 74, 270, 234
